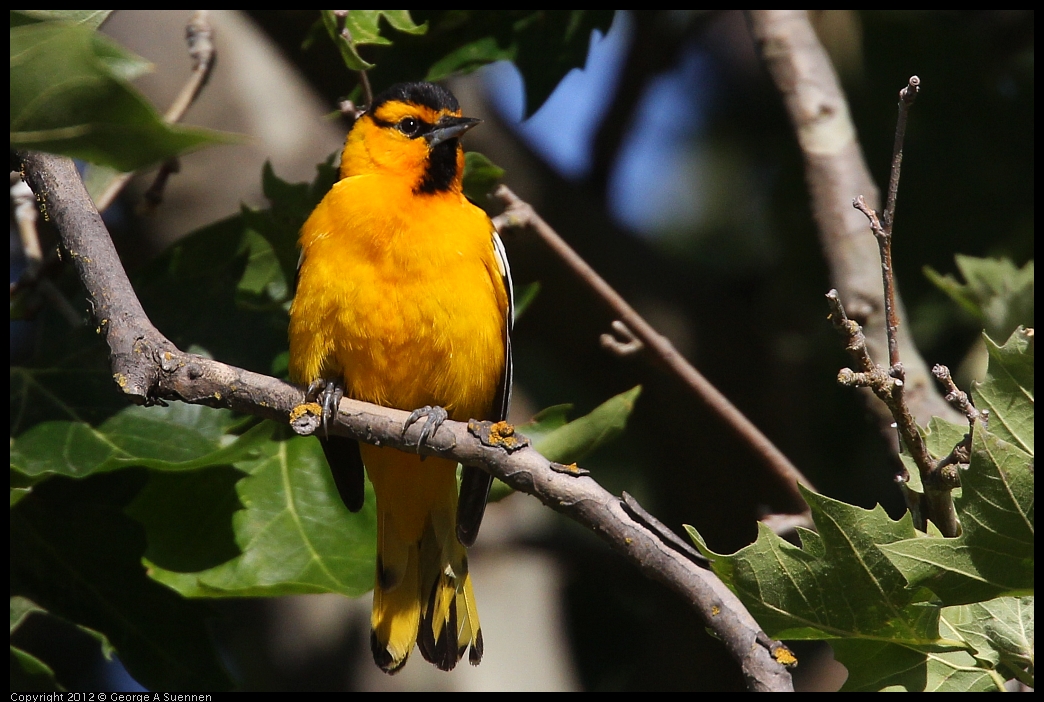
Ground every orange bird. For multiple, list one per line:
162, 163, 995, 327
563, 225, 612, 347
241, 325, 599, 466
288, 82, 512, 673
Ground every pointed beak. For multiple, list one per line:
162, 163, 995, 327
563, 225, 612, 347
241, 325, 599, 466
426, 116, 481, 147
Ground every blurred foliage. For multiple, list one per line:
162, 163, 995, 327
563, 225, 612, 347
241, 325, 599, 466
10, 11, 238, 171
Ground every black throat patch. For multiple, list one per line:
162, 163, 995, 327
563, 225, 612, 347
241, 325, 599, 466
416, 139, 460, 195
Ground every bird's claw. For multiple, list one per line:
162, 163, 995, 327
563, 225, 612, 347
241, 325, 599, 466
402, 405, 449, 450
307, 378, 344, 438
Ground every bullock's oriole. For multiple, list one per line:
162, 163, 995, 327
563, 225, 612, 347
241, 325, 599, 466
288, 82, 512, 674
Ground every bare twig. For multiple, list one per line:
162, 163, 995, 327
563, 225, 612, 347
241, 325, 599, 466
882, 77, 920, 233
932, 364, 981, 425
826, 289, 952, 531
493, 185, 814, 510
17, 149, 795, 692
930, 363, 978, 486
357, 70, 374, 109
94, 11, 216, 213
333, 9, 374, 109
747, 11, 961, 435
140, 158, 181, 212
838, 76, 959, 537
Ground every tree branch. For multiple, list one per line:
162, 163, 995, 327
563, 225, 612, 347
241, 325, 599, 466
17, 149, 795, 692
746, 11, 962, 436
493, 185, 814, 510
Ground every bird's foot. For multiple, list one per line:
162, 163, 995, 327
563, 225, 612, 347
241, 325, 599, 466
402, 405, 448, 451
306, 378, 344, 438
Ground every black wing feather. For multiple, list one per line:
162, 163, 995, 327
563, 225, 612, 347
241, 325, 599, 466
320, 435, 366, 513
457, 231, 513, 547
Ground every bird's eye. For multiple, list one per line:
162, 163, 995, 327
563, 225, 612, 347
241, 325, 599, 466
397, 118, 421, 137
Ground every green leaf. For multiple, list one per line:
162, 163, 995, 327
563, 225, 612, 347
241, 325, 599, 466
10, 646, 64, 692
881, 328, 1033, 605
11, 403, 269, 479
321, 10, 427, 72
830, 638, 999, 691
134, 427, 377, 599
426, 35, 516, 81
880, 425, 1034, 605
11, 472, 233, 690
11, 21, 238, 171
10, 486, 33, 507
531, 385, 642, 464
132, 218, 291, 375
924, 256, 1034, 340
486, 389, 641, 502
899, 416, 969, 496
688, 488, 934, 642
10, 596, 45, 633
510, 10, 617, 117
974, 328, 1033, 454
944, 596, 1034, 685
684, 486, 1007, 691
237, 158, 339, 306
462, 151, 505, 203
519, 403, 573, 444
419, 9, 613, 116
923, 416, 971, 461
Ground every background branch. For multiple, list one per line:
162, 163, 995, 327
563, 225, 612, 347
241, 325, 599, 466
94, 10, 217, 213
746, 11, 962, 437
493, 185, 814, 509
17, 149, 795, 692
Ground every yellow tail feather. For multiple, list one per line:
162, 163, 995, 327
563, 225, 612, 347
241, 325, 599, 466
364, 446, 483, 673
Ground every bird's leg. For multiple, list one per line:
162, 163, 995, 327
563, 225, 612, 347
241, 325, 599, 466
402, 405, 449, 451
306, 378, 345, 438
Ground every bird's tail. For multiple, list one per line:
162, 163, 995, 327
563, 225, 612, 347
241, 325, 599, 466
363, 446, 483, 674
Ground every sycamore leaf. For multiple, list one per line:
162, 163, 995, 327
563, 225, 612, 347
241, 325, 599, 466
899, 416, 969, 496
879, 426, 1033, 605
419, 10, 616, 117
687, 488, 939, 643
924, 256, 1033, 340
487, 388, 642, 502
10, 646, 64, 692
320, 10, 427, 72
11, 10, 113, 30
831, 638, 998, 691
10, 403, 270, 479
944, 596, 1034, 686
685, 487, 990, 691
973, 328, 1033, 454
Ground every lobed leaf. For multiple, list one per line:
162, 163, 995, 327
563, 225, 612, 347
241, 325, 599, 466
944, 596, 1034, 685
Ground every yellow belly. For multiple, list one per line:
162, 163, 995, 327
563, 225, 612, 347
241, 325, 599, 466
288, 173, 507, 422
